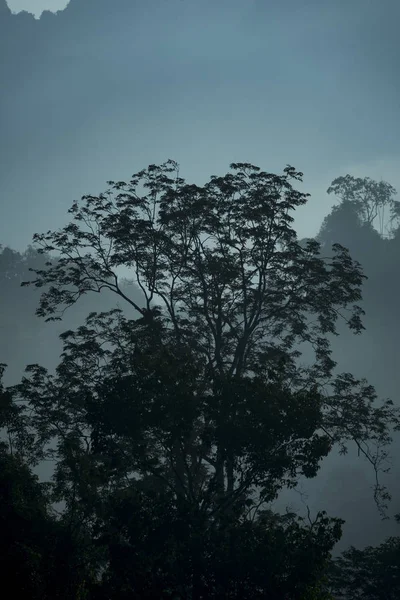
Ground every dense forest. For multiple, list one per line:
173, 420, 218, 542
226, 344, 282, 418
1, 162, 400, 598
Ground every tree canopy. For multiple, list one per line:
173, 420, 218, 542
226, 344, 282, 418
2, 160, 400, 597
326, 174, 399, 238
327, 514, 400, 599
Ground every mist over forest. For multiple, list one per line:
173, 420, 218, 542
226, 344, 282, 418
2, 1, 400, 598
2, 168, 400, 554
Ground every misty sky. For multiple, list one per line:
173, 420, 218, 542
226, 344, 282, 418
2, 0, 400, 556
1, 0, 400, 252
6, 0, 69, 19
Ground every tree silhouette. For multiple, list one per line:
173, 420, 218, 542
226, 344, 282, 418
326, 174, 399, 238
3, 160, 400, 597
327, 514, 400, 599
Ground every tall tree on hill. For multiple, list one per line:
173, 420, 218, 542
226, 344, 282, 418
4, 160, 399, 597
317, 175, 399, 325
324, 174, 399, 238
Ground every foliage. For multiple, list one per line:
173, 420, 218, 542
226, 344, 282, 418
317, 200, 382, 260
3, 160, 400, 596
0, 364, 101, 598
326, 174, 399, 237
0, 444, 92, 599
94, 495, 342, 599
0, 243, 145, 389
327, 515, 400, 599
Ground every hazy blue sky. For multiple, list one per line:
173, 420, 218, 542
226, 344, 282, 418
1, 0, 399, 251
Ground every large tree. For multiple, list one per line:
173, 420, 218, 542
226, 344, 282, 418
4, 160, 400, 597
